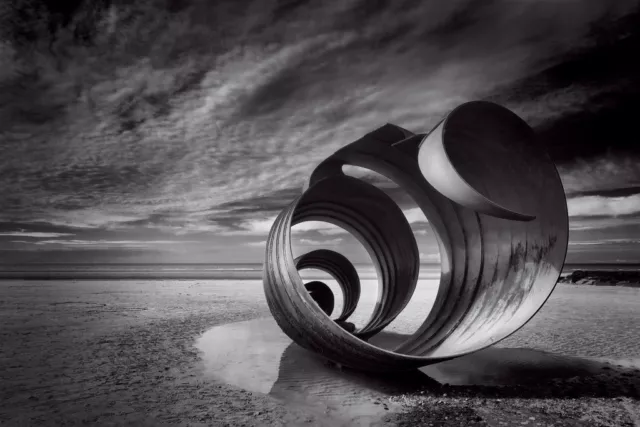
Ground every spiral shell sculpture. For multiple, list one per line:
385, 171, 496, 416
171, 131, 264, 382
263, 101, 568, 372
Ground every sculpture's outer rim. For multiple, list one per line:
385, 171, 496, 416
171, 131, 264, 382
418, 101, 537, 221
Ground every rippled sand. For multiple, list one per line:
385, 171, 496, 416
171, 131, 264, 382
1, 279, 640, 426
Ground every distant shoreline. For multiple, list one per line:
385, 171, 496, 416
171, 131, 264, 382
558, 270, 640, 288
2, 269, 640, 287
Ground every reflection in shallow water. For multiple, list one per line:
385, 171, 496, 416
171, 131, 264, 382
195, 318, 413, 424
195, 318, 289, 394
195, 317, 640, 423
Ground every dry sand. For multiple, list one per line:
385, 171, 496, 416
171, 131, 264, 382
1, 279, 640, 426
0, 280, 315, 426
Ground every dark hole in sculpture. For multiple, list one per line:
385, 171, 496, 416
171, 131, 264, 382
304, 281, 335, 317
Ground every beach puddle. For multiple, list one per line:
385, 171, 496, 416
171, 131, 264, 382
195, 318, 640, 424
195, 318, 438, 423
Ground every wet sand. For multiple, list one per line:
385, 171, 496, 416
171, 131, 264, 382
1, 279, 640, 426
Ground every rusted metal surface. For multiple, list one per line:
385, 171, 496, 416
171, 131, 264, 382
263, 101, 569, 372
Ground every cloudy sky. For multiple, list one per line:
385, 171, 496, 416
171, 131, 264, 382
1, 0, 639, 264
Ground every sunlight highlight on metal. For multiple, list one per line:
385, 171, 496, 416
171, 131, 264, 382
263, 100, 569, 372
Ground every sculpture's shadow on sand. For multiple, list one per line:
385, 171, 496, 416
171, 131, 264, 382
275, 333, 640, 399
196, 318, 640, 422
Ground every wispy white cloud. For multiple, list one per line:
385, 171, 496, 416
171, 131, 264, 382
316, 228, 347, 236
15, 239, 197, 249
0, 232, 74, 238
404, 208, 429, 224
238, 216, 278, 235
25, 210, 150, 229
298, 238, 343, 246
230, 212, 430, 238
293, 221, 346, 235
245, 236, 344, 249
222, 217, 348, 236
568, 194, 640, 217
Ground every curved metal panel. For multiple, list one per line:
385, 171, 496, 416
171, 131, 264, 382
262, 100, 569, 372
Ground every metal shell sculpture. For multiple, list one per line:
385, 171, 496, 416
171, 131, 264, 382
263, 101, 569, 372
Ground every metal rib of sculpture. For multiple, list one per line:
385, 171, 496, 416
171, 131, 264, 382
263, 101, 569, 372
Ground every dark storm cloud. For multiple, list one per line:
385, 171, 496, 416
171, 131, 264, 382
0, 0, 639, 257
488, 8, 640, 163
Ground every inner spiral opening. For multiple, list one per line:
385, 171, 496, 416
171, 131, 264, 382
298, 268, 344, 320
340, 164, 442, 345
291, 221, 374, 330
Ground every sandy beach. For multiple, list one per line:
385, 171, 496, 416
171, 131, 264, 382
1, 279, 640, 426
